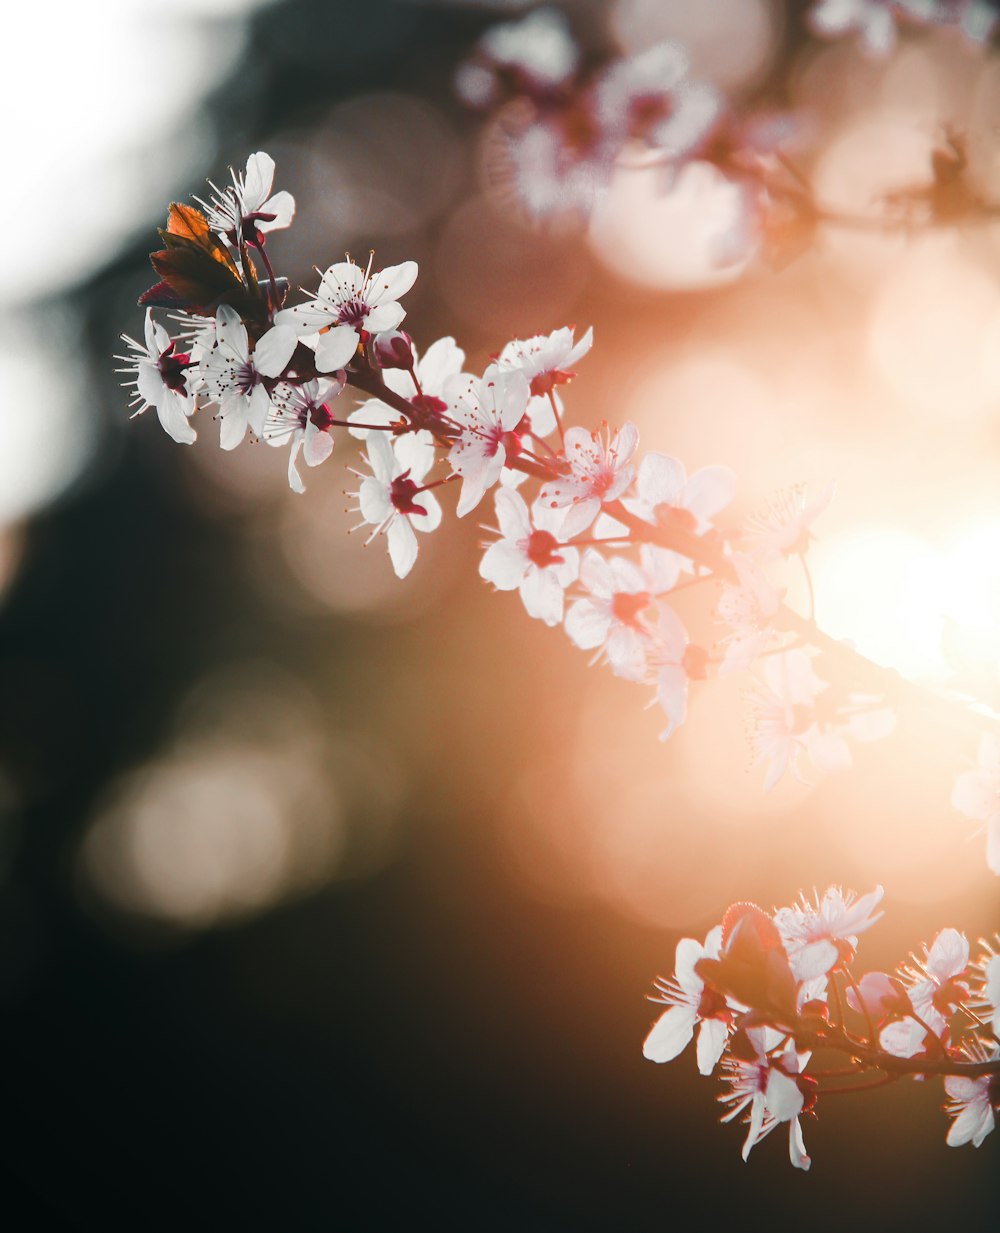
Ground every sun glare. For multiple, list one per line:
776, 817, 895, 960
811, 521, 1000, 685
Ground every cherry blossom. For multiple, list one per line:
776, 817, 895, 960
774, 886, 885, 983
349, 430, 442, 579
498, 326, 593, 400
951, 733, 1000, 874
744, 483, 835, 561
719, 1028, 812, 1171
623, 452, 736, 544
650, 602, 702, 741
479, 489, 579, 626
196, 305, 297, 450
564, 547, 678, 681
350, 336, 465, 444
716, 552, 782, 676
196, 150, 295, 242
446, 364, 530, 516
263, 376, 344, 493
115, 309, 197, 445
275, 256, 419, 374
455, 4, 579, 107
540, 423, 639, 537
808, 0, 899, 56
643, 926, 732, 1075
944, 1043, 999, 1148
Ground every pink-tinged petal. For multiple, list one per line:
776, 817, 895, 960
286, 437, 305, 494
565, 599, 610, 650
946, 1094, 994, 1147
608, 555, 649, 595
303, 426, 334, 468
519, 567, 564, 626
606, 626, 649, 681
765, 1067, 804, 1123
215, 304, 246, 355
637, 452, 685, 507
359, 476, 392, 526
695, 1019, 728, 1076
642, 1006, 698, 1063
494, 488, 532, 541
657, 601, 687, 657
612, 421, 640, 465
926, 929, 969, 980
243, 152, 275, 209
558, 496, 602, 539
366, 302, 407, 333
456, 448, 505, 518
641, 544, 682, 595
387, 515, 418, 579
247, 384, 272, 436
156, 391, 196, 445
369, 260, 419, 305
603, 463, 637, 504
411, 489, 441, 534
526, 392, 557, 438
348, 400, 398, 439
257, 189, 295, 232
395, 431, 436, 482
788, 1119, 811, 1171
580, 549, 615, 597
682, 465, 737, 529
879, 1018, 926, 1059
497, 368, 531, 431
418, 337, 465, 393
674, 937, 706, 989
480, 540, 526, 590
567, 324, 594, 365
319, 262, 365, 302
792, 939, 839, 982
315, 325, 361, 372
657, 665, 688, 740
806, 726, 852, 771
219, 399, 249, 451
253, 325, 297, 378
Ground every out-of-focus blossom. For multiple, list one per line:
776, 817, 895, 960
951, 733, 1000, 875
276, 257, 419, 374
808, 0, 900, 55
643, 926, 732, 1075
115, 309, 197, 445
651, 602, 700, 741
744, 483, 835, 561
479, 488, 579, 626
456, 5, 580, 107
623, 452, 736, 542
716, 553, 782, 676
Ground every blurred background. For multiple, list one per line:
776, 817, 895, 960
2, 0, 998, 1225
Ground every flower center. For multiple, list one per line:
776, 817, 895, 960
338, 297, 370, 328
390, 470, 427, 518
525, 529, 564, 568
611, 590, 651, 628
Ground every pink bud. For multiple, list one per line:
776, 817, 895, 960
373, 329, 414, 370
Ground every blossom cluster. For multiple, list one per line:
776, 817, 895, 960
644, 888, 1000, 1168
117, 151, 1000, 877
455, 2, 999, 248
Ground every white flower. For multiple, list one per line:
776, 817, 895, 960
276, 256, 418, 373
564, 546, 677, 681
196, 305, 297, 450
115, 309, 197, 444
479, 489, 579, 626
951, 733, 1000, 874
774, 886, 885, 983
349, 336, 465, 444
643, 926, 731, 1075
716, 552, 782, 676
623, 452, 736, 553
349, 430, 441, 579
262, 377, 344, 493
943, 1042, 998, 1148
595, 43, 722, 159
719, 1028, 812, 1171
446, 364, 530, 517
744, 483, 835, 561
539, 423, 639, 537
498, 326, 594, 399
196, 151, 295, 239
808, 0, 898, 55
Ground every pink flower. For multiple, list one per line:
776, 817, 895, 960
624, 452, 736, 541
881, 928, 970, 1058
498, 326, 593, 399
540, 422, 639, 537
643, 926, 732, 1075
479, 489, 579, 626
262, 376, 344, 493
719, 1028, 812, 1171
744, 483, 835, 561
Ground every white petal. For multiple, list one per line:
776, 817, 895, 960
387, 516, 418, 578
519, 567, 564, 626
564, 599, 610, 650
495, 488, 531, 540
253, 325, 297, 378
642, 1006, 697, 1063
243, 152, 275, 210
637, 452, 685, 507
156, 391, 196, 445
257, 189, 295, 232
315, 325, 361, 372
369, 260, 419, 305
695, 1019, 728, 1076
682, 465, 737, 529
480, 541, 527, 591
366, 302, 407, 332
